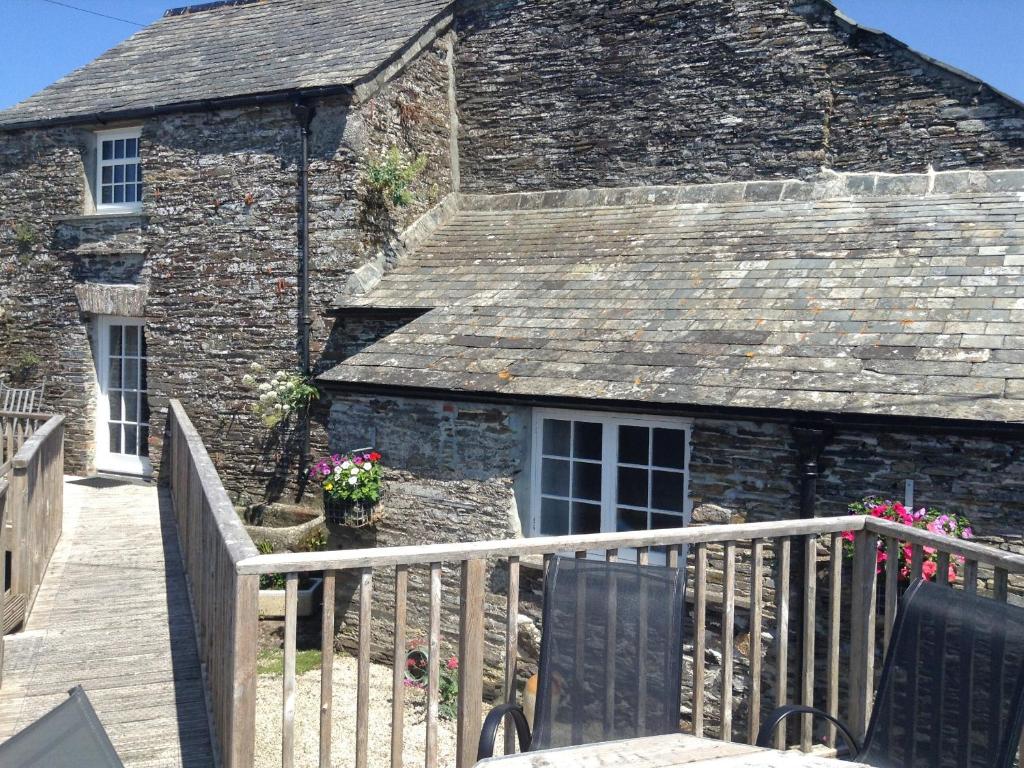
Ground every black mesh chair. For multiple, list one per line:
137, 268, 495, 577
757, 579, 1024, 767
0, 686, 124, 766
478, 555, 688, 759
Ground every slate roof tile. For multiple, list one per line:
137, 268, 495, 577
0, 0, 452, 129
323, 170, 1024, 423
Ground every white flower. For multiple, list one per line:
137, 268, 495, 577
341, 461, 352, 470
273, 403, 282, 411
259, 393, 273, 403
348, 476, 358, 486
333, 466, 343, 476
350, 467, 360, 476
258, 383, 271, 392
241, 374, 255, 387
362, 463, 372, 471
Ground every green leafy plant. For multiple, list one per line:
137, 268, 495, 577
404, 641, 459, 720
13, 223, 35, 254
242, 363, 318, 428
310, 450, 382, 504
301, 528, 328, 552
255, 540, 287, 589
364, 147, 427, 208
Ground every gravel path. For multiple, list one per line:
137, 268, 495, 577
255, 655, 463, 768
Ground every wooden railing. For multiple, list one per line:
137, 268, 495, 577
0, 412, 64, 687
163, 410, 1024, 768
167, 399, 259, 768
230, 516, 1024, 768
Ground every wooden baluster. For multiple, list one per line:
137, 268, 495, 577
392, 565, 408, 768
774, 537, 791, 750
963, 560, 978, 596
994, 568, 1009, 603
503, 556, 520, 755
604, 548, 618, 734
936, 550, 951, 587
282, 573, 298, 768
320, 571, 336, 768
356, 569, 372, 768
426, 562, 441, 768
800, 535, 817, 752
849, 529, 878, 740
748, 539, 764, 746
910, 543, 924, 581
721, 541, 735, 742
883, 537, 899, 651
693, 543, 707, 738
827, 533, 842, 749
457, 559, 485, 768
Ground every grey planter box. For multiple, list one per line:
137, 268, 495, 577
258, 577, 323, 619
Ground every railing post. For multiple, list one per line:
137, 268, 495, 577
457, 558, 485, 768
848, 528, 878, 739
229, 572, 259, 768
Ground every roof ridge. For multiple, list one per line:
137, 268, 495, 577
163, 0, 262, 18
457, 168, 1024, 212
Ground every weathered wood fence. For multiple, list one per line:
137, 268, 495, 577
165, 402, 1024, 768
0, 412, 65, 686
167, 399, 259, 768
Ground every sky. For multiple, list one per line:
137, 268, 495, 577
0, 0, 1021, 110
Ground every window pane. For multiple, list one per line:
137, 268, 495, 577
616, 507, 647, 533
124, 359, 139, 390
114, 139, 125, 159
102, 166, 112, 183
139, 360, 148, 391
617, 466, 648, 508
571, 460, 601, 502
114, 165, 124, 183
108, 358, 122, 387
108, 389, 122, 420
140, 395, 150, 423
108, 424, 121, 453
618, 425, 649, 465
540, 498, 569, 536
139, 426, 150, 457
124, 185, 136, 203
126, 138, 138, 157
652, 428, 686, 469
135, 183, 144, 201
572, 420, 602, 460
124, 425, 137, 455
113, 185, 124, 203
572, 502, 601, 535
651, 470, 686, 512
542, 419, 570, 456
101, 141, 113, 160
125, 392, 138, 423
125, 326, 139, 355
109, 326, 122, 355
652, 513, 685, 530
140, 328, 147, 356
125, 165, 136, 183
101, 186, 112, 204
541, 458, 570, 497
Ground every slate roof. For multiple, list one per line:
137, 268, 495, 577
323, 169, 1024, 424
0, 0, 452, 130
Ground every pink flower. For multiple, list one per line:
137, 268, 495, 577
922, 561, 937, 580
446, 656, 459, 671
841, 530, 855, 543
963, 527, 973, 540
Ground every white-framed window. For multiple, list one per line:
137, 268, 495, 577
95, 127, 143, 212
529, 409, 692, 538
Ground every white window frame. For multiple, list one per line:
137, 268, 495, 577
528, 408, 692, 538
94, 315, 152, 476
94, 127, 143, 213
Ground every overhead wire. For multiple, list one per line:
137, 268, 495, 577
30, 0, 145, 27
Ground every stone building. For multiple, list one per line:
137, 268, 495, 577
2, 0, 1023, 566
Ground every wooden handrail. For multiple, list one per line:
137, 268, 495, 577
11, 414, 65, 470
865, 516, 1024, 571
236, 515, 869, 574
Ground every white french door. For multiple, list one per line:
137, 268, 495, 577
95, 317, 151, 476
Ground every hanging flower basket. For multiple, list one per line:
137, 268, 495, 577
311, 449, 385, 528
323, 494, 385, 528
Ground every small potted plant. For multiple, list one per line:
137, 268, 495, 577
311, 449, 384, 527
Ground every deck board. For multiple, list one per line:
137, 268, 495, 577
0, 477, 216, 767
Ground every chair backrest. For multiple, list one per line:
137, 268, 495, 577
530, 556, 687, 750
0, 380, 46, 414
861, 579, 1024, 768
0, 685, 125, 766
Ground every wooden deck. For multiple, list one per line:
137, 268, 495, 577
0, 476, 216, 767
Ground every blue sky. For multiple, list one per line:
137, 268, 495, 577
0, 0, 1022, 110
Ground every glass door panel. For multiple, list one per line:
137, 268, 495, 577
96, 318, 151, 475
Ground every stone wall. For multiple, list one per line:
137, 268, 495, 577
454, 0, 1024, 193
0, 38, 454, 500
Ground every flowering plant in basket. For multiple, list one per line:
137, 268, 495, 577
312, 450, 383, 504
843, 497, 973, 583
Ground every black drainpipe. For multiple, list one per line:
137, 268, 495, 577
789, 424, 833, 713
292, 100, 315, 479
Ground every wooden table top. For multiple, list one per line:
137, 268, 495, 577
476, 733, 870, 767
